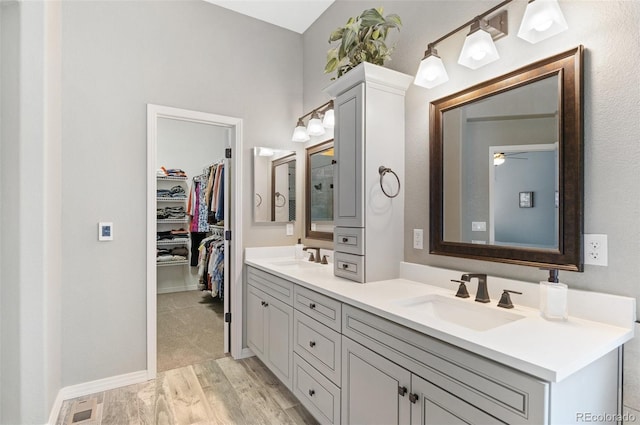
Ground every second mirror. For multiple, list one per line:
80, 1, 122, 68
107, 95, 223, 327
305, 140, 334, 240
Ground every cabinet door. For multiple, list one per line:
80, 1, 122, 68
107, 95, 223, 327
266, 295, 294, 389
247, 285, 267, 359
342, 337, 410, 425
334, 83, 364, 228
410, 375, 504, 425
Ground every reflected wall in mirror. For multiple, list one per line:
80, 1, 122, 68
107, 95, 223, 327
253, 147, 296, 223
306, 140, 334, 240
430, 46, 583, 271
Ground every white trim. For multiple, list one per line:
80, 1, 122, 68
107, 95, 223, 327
239, 347, 255, 360
47, 370, 148, 424
146, 104, 245, 381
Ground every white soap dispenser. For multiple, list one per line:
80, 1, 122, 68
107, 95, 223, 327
294, 238, 304, 260
539, 269, 568, 321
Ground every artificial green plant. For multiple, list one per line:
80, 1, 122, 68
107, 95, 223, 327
324, 7, 402, 79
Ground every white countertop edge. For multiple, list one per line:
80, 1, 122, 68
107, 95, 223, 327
244, 255, 635, 383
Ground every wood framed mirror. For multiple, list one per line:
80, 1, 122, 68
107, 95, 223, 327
305, 140, 334, 241
430, 46, 583, 271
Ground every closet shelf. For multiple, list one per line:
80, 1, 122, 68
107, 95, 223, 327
157, 175, 188, 181
157, 218, 189, 224
157, 260, 189, 267
157, 197, 188, 202
157, 239, 189, 246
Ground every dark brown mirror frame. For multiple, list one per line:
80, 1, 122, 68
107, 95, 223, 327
305, 140, 334, 241
430, 46, 584, 271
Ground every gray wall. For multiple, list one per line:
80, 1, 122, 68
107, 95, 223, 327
303, 0, 640, 306
60, 0, 302, 387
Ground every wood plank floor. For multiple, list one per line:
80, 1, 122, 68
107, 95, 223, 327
56, 356, 319, 425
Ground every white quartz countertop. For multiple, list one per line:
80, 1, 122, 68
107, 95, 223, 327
245, 254, 635, 383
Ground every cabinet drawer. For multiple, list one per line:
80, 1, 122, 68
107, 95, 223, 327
342, 305, 548, 425
334, 227, 364, 256
333, 252, 364, 283
294, 285, 342, 332
293, 354, 341, 425
294, 310, 341, 386
247, 266, 294, 305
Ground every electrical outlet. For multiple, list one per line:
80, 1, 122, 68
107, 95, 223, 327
286, 223, 294, 236
584, 234, 608, 266
413, 229, 424, 250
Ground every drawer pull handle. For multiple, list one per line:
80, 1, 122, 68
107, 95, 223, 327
261, 301, 268, 307
409, 393, 419, 404
342, 264, 348, 269
309, 303, 316, 309
398, 386, 407, 397
309, 389, 315, 396
309, 341, 316, 348
342, 237, 348, 243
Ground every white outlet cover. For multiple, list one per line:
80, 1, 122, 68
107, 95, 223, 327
472, 221, 486, 232
413, 229, 424, 250
286, 223, 294, 236
584, 234, 608, 266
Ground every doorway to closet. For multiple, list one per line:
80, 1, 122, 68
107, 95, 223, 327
146, 105, 244, 379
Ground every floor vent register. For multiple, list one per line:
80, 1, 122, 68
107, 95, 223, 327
67, 398, 102, 425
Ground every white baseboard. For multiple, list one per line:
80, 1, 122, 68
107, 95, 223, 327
237, 347, 254, 360
48, 369, 149, 424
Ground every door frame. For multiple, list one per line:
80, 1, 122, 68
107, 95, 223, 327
146, 104, 244, 379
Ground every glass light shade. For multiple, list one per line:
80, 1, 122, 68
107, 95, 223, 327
414, 50, 449, 89
494, 153, 506, 166
518, 0, 568, 44
322, 109, 335, 128
292, 119, 310, 142
307, 112, 325, 137
458, 28, 500, 70
258, 147, 274, 157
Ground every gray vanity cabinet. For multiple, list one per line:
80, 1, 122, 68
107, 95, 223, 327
246, 267, 294, 389
324, 63, 412, 283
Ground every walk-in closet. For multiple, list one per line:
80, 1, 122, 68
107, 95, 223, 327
155, 116, 230, 372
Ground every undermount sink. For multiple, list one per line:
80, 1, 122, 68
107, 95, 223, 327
394, 294, 525, 332
268, 259, 321, 269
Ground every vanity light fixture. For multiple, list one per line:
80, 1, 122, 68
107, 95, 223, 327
292, 119, 310, 143
414, 0, 568, 89
457, 16, 503, 70
291, 100, 334, 142
493, 152, 506, 166
518, 0, 568, 44
414, 45, 449, 89
307, 111, 326, 137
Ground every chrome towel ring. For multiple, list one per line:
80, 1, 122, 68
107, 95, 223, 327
274, 192, 287, 207
378, 166, 400, 198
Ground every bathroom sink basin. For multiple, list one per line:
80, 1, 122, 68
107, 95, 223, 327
394, 294, 524, 332
268, 259, 321, 269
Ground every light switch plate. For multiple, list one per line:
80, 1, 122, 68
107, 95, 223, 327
472, 221, 486, 232
286, 223, 294, 236
98, 222, 113, 241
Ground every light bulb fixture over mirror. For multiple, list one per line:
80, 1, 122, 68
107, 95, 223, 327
458, 18, 502, 70
414, 45, 449, 89
518, 0, 568, 44
291, 100, 334, 143
413, 0, 569, 89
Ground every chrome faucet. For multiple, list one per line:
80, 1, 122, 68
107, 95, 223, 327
303, 247, 321, 263
461, 273, 490, 303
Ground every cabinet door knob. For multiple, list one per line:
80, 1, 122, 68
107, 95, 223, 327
309, 303, 316, 309
342, 264, 348, 269
308, 389, 315, 396
342, 237, 349, 243
260, 301, 265, 306
398, 386, 407, 397
409, 393, 419, 404
309, 341, 316, 348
